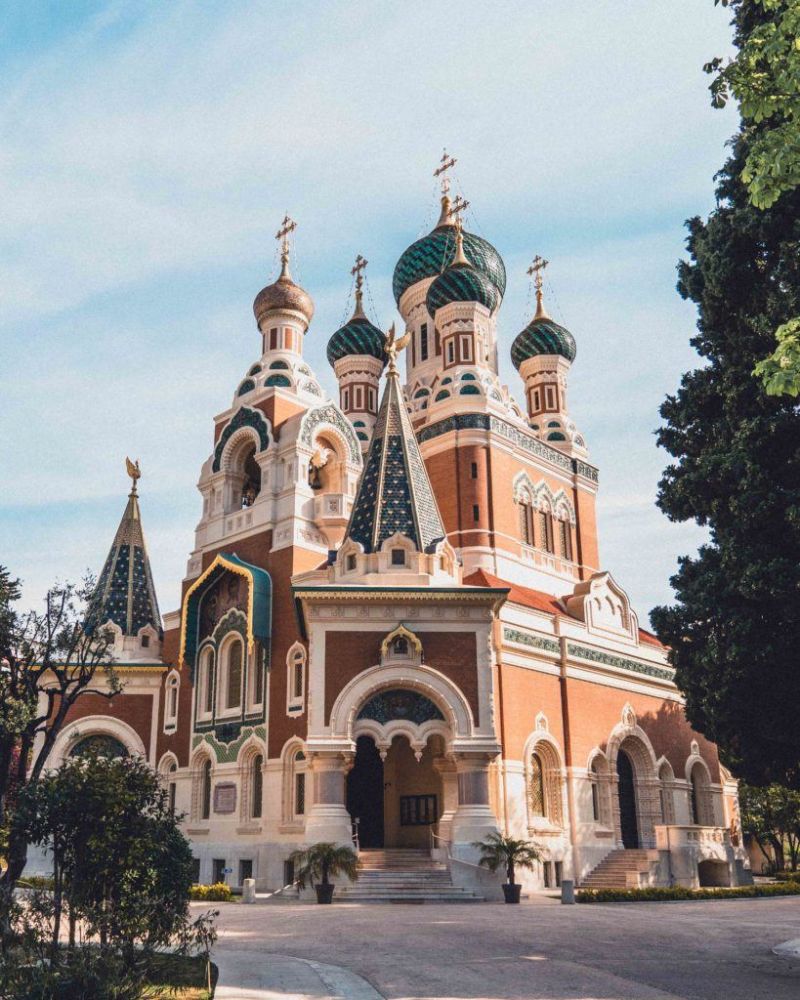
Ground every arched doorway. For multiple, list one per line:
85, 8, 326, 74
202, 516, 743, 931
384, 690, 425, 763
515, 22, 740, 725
383, 736, 443, 849
346, 736, 384, 848
617, 748, 639, 848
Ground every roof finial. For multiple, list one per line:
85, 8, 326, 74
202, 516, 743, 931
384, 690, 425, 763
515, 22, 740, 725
276, 212, 298, 279
449, 195, 470, 266
351, 254, 368, 319
434, 149, 457, 227
384, 322, 412, 374
527, 255, 550, 320
125, 456, 141, 497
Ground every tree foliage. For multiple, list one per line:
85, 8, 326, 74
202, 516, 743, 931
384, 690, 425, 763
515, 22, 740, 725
707, 0, 800, 394
1, 753, 217, 998
739, 782, 800, 871
0, 568, 119, 937
652, 134, 800, 787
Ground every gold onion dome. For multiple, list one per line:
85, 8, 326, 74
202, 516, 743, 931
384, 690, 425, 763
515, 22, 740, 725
253, 256, 315, 328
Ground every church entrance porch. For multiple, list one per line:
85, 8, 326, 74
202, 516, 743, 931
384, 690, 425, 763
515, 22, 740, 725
346, 734, 444, 849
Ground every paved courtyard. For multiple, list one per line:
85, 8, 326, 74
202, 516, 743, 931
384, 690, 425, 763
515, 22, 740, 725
204, 895, 800, 1000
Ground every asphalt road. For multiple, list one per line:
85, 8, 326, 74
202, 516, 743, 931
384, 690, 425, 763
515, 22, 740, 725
204, 895, 800, 1000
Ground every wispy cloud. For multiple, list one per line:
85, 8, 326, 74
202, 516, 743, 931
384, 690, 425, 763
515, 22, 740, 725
0, 1, 737, 616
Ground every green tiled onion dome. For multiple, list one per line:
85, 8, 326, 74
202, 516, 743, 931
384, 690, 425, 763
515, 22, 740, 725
426, 260, 500, 316
511, 314, 576, 369
327, 314, 387, 366
393, 225, 506, 305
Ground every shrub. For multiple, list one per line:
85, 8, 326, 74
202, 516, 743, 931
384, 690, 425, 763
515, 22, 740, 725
774, 870, 800, 883
190, 882, 233, 902
577, 882, 800, 903
15, 875, 54, 891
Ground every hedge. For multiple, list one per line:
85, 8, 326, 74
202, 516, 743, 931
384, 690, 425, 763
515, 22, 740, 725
15, 876, 55, 890
577, 882, 800, 903
774, 871, 800, 883
189, 882, 233, 902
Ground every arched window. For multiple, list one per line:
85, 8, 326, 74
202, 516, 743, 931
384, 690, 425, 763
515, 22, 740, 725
201, 759, 212, 820
247, 649, 263, 711
517, 493, 534, 546
690, 761, 713, 826
537, 509, 554, 553
250, 754, 263, 820
168, 762, 177, 815
165, 672, 179, 730
530, 753, 546, 817
588, 754, 611, 825
221, 637, 243, 712
294, 751, 306, 817
557, 519, 572, 560
528, 740, 564, 828
590, 757, 601, 821
198, 647, 215, 719
70, 735, 128, 759
286, 644, 306, 714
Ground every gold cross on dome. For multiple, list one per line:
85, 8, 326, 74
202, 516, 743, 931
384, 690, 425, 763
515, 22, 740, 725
527, 254, 549, 292
351, 254, 368, 292
450, 194, 470, 231
434, 150, 457, 196
275, 213, 297, 267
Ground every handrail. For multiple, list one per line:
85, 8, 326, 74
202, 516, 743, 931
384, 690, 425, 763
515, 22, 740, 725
429, 828, 490, 873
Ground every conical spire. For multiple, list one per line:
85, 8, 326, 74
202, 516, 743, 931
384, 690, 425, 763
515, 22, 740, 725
344, 340, 445, 554
88, 460, 162, 638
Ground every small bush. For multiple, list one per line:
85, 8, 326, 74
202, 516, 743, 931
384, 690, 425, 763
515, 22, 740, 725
189, 882, 233, 902
774, 870, 800, 883
577, 881, 800, 903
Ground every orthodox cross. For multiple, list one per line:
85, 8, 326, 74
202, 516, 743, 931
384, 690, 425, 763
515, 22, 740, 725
450, 194, 470, 233
351, 253, 368, 293
275, 213, 297, 269
527, 255, 549, 293
434, 150, 457, 196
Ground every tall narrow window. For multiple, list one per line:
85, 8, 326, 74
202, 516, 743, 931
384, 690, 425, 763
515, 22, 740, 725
225, 639, 243, 711
558, 520, 572, 560
168, 763, 177, 815
420, 323, 429, 362
530, 753, 546, 818
471, 461, 478, 479
538, 511, 554, 553
287, 644, 306, 713
519, 502, 534, 545
201, 760, 212, 820
446, 340, 455, 364
295, 771, 306, 816
200, 648, 214, 717
590, 759, 600, 821
251, 754, 263, 819
269, 328, 278, 350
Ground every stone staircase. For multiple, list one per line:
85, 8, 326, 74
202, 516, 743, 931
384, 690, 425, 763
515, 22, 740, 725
581, 849, 651, 889
336, 848, 483, 903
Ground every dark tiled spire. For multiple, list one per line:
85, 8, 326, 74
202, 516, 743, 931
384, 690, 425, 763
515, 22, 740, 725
88, 468, 162, 638
345, 345, 445, 554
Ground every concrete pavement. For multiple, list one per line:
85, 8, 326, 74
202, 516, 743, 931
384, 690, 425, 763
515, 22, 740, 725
203, 895, 800, 1000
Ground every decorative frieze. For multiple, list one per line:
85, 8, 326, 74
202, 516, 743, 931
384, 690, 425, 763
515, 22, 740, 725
567, 642, 674, 682
192, 724, 267, 764
503, 627, 560, 655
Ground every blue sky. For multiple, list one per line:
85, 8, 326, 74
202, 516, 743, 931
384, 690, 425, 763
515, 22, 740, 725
0, 1, 738, 620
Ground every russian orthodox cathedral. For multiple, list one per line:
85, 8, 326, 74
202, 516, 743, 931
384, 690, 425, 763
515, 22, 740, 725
42, 157, 750, 897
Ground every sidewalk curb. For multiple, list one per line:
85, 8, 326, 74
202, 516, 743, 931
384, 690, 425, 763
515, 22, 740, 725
213, 949, 385, 999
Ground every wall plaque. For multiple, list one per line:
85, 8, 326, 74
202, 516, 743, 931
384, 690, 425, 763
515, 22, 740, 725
213, 782, 237, 814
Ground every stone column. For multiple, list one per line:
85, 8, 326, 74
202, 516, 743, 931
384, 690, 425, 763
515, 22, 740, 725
433, 757, 459, 851
303, 751, 354, 846
450, 752, 499, 851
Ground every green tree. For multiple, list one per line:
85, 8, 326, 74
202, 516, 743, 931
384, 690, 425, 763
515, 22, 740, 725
706, 0, 800, 394
739, 783, 800, 871
0, 569, 119, 940
472, 833, 542, 886
652, 135, 800, 788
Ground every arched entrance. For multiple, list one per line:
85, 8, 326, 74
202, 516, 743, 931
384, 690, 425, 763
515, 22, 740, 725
346, 736, 385, 848
346, 733, 446, 849
617, 748, 639, 848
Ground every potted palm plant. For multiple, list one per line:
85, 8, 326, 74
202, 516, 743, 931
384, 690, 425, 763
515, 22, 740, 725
473, 832, 542, 903
288, 842, 360, 904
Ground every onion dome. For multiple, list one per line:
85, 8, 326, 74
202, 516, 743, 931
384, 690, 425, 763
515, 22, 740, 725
392, 195, 506, 305
327, 258, 387, 366
426, 224, 500, 316
511, 286, 576, 369
253, 216, 314, 327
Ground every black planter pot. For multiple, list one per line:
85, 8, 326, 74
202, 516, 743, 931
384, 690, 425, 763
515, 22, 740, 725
503, 883, 522, 904
315, 883, 335, 904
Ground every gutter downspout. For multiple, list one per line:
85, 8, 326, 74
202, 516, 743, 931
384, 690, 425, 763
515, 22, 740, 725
555, 618, 580, 883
